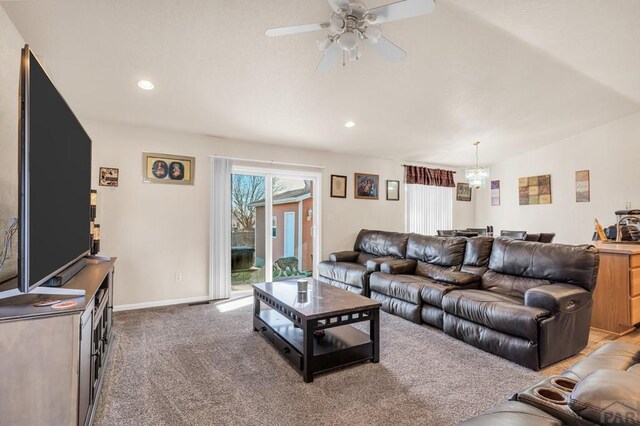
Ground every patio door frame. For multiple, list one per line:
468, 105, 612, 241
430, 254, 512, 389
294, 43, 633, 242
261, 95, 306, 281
221, 165, 322, 292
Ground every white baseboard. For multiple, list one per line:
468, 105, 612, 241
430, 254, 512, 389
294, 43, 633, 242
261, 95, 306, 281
113, 295, 211, 312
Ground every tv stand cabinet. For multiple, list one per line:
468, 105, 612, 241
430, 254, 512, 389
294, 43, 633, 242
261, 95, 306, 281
0, 257, 116, 426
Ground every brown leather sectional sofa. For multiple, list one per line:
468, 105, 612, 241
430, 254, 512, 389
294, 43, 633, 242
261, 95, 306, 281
461, 342, 640, 425
318, 229, 600, 370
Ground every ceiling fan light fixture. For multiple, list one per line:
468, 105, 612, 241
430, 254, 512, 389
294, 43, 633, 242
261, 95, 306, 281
349, 1, 368, 15
364, 25, 382, 42
330, 13, 346, 33
347, 47, 359, 61
337, 31, 358, 50
317, 36, 332, 51
364, 13, 377, 23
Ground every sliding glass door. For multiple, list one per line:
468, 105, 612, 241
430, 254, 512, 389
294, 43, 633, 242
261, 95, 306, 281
271, 177, 314, 282
230, 173, 266, 291
229, 167, 320, 292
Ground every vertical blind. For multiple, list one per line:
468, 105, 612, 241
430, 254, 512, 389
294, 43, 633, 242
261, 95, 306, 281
405, 166, 454, 235
211, 157, 232, 300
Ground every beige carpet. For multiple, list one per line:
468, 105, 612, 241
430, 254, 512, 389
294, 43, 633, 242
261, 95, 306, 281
94, 298, 578, 425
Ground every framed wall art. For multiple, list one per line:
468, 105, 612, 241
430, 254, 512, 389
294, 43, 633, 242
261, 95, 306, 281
576, 170, 590, 202
330, 174, 347, 198
456, 182, 471, 202
386, 180, 400, 201
519, 174, 551, 205
354, 173, 379, 200
142, 152, 195, 185
99, 167, 119, 187
491, 180, 500, 206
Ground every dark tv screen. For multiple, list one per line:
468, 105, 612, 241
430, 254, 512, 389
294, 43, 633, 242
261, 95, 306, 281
20, 48, 91, 291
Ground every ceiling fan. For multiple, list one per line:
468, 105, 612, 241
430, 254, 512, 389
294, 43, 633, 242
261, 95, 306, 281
265, 0, 436, 73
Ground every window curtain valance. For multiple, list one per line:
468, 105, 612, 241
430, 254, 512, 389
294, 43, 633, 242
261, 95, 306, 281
405, 166, 455, 187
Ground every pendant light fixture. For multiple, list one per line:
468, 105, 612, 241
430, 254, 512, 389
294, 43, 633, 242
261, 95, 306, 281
465, 141, 489, 189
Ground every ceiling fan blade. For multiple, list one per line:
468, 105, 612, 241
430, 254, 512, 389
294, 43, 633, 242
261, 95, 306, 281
265, 22, 329, 37
326, 0, 351, 12
368, 0, 435, 24
316, 43, 342, 73
365, 36, 407, 62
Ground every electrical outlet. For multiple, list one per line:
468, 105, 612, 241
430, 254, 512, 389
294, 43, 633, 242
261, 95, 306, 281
625, 201, 632, 209
175, 272, 183, 282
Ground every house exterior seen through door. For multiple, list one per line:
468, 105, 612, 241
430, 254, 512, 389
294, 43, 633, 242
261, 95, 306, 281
230, 170, 317, 291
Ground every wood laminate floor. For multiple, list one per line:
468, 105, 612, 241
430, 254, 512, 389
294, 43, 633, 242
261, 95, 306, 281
585, 327, 640, 354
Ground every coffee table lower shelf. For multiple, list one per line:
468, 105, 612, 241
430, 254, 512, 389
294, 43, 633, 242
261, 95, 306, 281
254, 309, 374, 381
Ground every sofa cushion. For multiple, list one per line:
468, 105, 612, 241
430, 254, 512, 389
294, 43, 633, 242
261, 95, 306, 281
317, 261, 367, 289
406, 234, 467, 267
482, 270, 551, 299
488, 238, 599, 291
562, 342, 640, 381
463, 236, 494, 267
420, 280, 453, 308
420, 274, 481, 308
371, 292, 421, 323
442, 289, 550, 342
354, 229, 409, 258
356, 252, 378, 266
369, 272, 426, 305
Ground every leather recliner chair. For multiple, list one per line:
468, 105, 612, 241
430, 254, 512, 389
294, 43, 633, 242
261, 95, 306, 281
461, 342, 640, 425
441, 238, 599, 370
317, 229, 409, 296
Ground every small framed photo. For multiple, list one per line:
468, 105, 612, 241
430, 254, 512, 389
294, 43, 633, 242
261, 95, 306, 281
142, 152, 195, 185
456, 182, 471, 202
354, 173, 379, 200
330, 174, 347, 198
386, 180, 400, 201
99, 167, 119, 187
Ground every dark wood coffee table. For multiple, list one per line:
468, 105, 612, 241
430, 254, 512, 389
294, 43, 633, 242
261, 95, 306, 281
253, 280, 381, 383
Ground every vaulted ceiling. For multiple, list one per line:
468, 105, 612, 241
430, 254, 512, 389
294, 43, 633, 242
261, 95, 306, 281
2, 0, 639, 166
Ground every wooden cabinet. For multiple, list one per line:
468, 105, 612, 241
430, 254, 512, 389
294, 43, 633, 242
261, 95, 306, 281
592, 243, 640, 335
0, 257, 116, 426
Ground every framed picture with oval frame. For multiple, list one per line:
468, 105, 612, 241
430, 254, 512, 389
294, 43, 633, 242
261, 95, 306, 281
142, 152, 195, 185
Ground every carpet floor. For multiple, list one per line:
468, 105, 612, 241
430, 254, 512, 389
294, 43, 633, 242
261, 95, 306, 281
94, 297, 579, 426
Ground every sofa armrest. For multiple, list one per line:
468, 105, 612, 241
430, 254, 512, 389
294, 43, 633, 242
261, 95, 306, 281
432, 270, 480, 286
329, 251, 360, 263
524, 284, 591, 314
380, 259, 417, 275
569, 370, 640, 425
365, 257, 398, 272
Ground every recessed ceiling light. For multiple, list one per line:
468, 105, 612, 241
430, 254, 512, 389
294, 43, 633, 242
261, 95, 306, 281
137, 80, 154, 90
344, 121, 356, 128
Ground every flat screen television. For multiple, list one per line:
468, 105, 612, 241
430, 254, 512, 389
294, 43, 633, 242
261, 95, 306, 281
17, 45, 92, 293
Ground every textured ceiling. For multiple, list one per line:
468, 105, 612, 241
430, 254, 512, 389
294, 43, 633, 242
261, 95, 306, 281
2, 0, 639, 166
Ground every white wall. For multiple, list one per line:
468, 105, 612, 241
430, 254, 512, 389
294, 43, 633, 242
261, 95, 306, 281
475, 112, 640, 244
0, 7, 24, 282
86, 120, 409, 307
